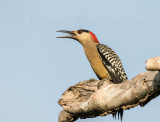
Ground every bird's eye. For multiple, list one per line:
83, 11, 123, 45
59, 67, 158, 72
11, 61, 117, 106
77, 30, 82, 34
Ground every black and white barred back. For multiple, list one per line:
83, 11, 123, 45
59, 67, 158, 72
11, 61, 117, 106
97, 44, 128, 83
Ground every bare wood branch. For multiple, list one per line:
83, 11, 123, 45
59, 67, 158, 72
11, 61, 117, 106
58, 71, 160, 121
58, 110, 78, 122
146, 57, 160, 71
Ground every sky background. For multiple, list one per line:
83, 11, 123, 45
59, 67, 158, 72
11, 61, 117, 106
0, 0, 160, 122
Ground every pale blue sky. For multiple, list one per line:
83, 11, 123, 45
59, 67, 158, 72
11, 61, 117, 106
0, 0, 160, 122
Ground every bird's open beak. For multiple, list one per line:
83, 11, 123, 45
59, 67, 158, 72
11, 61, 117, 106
56, 30, 76, 39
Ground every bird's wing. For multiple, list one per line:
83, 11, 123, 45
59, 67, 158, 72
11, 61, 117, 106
97, 44, 128, 83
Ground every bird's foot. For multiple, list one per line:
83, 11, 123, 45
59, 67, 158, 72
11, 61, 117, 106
97, 78, 111, 89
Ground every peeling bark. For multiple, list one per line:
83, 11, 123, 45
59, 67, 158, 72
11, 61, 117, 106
58, 57, 160, 122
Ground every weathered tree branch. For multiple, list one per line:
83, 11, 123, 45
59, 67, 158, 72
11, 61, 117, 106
58, 57, 160, 122
146, 56, 160, 71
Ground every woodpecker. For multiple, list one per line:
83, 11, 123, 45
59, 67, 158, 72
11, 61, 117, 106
57, 29, 128, 121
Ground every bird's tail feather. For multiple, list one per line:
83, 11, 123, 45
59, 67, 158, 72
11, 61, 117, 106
112, 110, 123, 122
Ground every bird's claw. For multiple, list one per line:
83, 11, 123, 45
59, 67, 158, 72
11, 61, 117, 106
97, 78, 111, 89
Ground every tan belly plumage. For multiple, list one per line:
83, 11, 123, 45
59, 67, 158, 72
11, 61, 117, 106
83, 44, 110, 80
